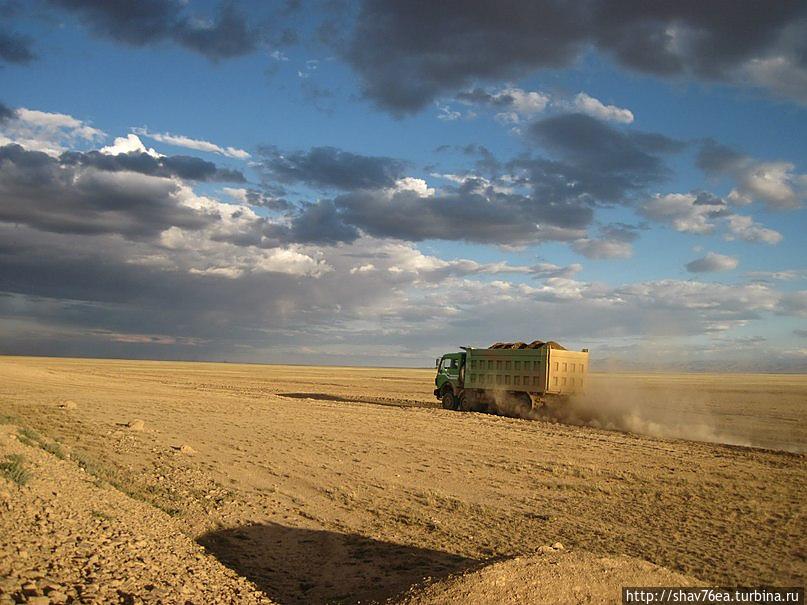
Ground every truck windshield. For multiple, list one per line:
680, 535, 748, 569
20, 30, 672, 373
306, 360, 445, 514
441, 358, 458, 371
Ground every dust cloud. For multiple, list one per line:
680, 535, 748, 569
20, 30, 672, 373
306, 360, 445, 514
556, 383, 755, 448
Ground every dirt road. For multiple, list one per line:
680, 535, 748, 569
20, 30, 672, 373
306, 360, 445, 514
0, 356, 804, 603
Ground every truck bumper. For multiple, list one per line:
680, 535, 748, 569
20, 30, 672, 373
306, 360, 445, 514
433, 388, 440, 398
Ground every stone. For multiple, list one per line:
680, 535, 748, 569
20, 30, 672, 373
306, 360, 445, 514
22, 582, 39, 596
127, 420, 145, 431
47, 591, 67, 604
552, 542, 565, 550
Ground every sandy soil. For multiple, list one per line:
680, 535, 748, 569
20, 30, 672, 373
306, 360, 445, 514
0, 356, 804, 604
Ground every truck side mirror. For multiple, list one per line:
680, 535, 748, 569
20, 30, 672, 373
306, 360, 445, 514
435, 358, 440, 368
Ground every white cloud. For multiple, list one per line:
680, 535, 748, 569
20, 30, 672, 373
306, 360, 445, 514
744, 270, 805, 282
685, 252, 739, 273
640, 193, 718, 234
724, 215, 783, 245
741, 55, 807, 106
390, 177, 435, 197
499, 87, 550, 115
705, 150, 804, 210
133, 128, 250, 160
572, 238, 633, 259
457, 87, 633, 125
456, 86, 549, 124
567, 92, 634, 124
0, 107, 106, 155
350, 263, 376, 274
99, 133, 161, 158
640, 193, 782, 245
737, 161, 801, 210
221, 187, 249, 203
436, 102, 461, 121
530, 262, 582, 279
779, 290, 807, 318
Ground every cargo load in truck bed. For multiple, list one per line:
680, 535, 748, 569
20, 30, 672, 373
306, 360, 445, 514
463, 345, 588, 396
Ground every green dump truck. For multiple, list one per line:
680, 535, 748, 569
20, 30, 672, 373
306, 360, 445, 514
433, 341, 589, 415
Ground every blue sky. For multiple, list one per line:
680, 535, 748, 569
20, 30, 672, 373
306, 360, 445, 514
0, 1, 805, 369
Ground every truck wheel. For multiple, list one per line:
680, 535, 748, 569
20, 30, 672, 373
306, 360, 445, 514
516, 392, 533, 417
441, 391, 457, 410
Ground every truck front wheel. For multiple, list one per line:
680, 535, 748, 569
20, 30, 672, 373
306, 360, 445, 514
441, 391, 458, 411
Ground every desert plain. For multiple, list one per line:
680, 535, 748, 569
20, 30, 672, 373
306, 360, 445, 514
0, 355, 804, 604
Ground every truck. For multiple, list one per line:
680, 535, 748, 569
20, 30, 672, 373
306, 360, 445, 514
433, 341, 589, 416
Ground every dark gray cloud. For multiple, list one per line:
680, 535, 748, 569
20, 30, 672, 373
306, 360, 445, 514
529, 113, 685, 178
0, 100, 16, 123
253, 120, 686, 246
328, 188, 584, 245
0, 27, 33, 63
696, 139, 745, 173
241, 188, 292, 212
59, 149, 246, 182
173, 2, 260, 60
289, 200, 360, 244
504, 114, 684, 207
47, 0, 264, 60
257, 146, 407, 190
343, 0, 807, 112
0, 144, 213, 238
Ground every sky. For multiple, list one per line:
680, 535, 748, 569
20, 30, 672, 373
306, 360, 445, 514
0, 0, 805, 370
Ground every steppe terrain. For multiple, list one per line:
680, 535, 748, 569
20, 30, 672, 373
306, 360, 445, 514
0, 356, 804, 604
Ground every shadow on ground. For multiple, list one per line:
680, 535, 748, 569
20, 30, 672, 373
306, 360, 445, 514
197, 522, 478, 604
279, 392, 434, 409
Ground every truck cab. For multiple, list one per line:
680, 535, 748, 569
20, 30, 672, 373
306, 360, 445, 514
434, 352, 465, 409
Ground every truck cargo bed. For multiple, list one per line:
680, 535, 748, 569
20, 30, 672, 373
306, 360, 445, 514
464, 346, 588, 396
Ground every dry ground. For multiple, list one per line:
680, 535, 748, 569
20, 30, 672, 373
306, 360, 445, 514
0, 356, 804, 604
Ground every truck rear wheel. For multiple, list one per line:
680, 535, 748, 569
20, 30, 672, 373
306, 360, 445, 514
515, 392, 533, 417
441, 391, 458, 410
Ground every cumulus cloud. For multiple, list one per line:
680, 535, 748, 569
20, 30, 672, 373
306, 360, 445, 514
572, 238, 633, 260
639, 191, 782, 245
698, 140, 805, 210
456, 88, 633, 126
100, 134, 161, 157
779, 291, 807, 317
0, 106, 105, 155
342, 1, 807, 113
0, 144, 214, 238
134, 128, 250, 159
456, 86, 550, 123
566, 92, 634, 124
686, 252, 739, 273
724, 215, 783, 245
640, 192, 726, 234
